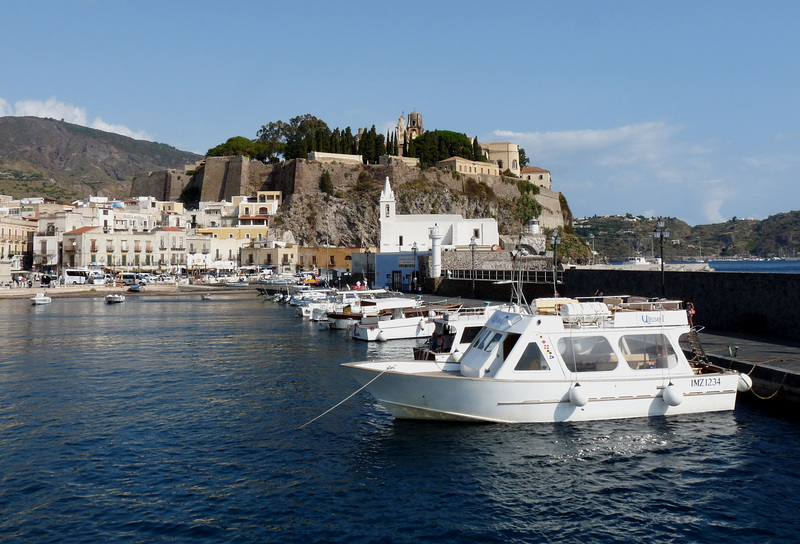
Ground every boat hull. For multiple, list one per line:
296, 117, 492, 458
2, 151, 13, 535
343, 361, 739, 423
352, 317, 436, 341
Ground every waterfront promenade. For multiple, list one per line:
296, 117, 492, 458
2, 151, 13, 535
0, 281, 254, 299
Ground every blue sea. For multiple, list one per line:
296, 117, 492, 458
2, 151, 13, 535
1, 294, 799, 543
707, 260, 800, 273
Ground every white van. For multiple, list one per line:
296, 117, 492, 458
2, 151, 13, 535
120, 273, 139, 286
62, 268, 90, 285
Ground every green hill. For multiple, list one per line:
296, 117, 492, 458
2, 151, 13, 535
0, 116, 203, 202
575, 212, 800, 261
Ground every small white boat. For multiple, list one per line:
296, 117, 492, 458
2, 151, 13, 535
352, 302, 462, 342
322, 292, 418, 328
105, 293, 125, 304
201, 294, 214, 300
30, 292, 52, 305
343, 296, 752, 423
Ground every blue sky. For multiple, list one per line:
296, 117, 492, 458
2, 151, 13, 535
1, 1, 798, 226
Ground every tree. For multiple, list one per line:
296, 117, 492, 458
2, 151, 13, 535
319, 170, 334, 195
514, 191, 542, 224
472, 136, 484, 161
207, 136, 260, 159
519, 147, 530, 168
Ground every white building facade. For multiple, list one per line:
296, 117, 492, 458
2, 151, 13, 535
378, 177, 500, 252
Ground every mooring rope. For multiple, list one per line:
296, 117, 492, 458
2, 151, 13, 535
748, 371, 788, 400
297, 365, 394, 430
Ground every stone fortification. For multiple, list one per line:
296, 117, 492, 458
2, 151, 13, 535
130, 169, 192, 201
138, 156, 565, 248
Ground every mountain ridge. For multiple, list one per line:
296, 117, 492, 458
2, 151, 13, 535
0, 116, 202, 202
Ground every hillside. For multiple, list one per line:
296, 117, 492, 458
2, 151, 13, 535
575, 212, 800, 261
0, 116, 203, 202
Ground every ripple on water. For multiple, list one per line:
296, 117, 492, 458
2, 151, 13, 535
1, 297, 799, 543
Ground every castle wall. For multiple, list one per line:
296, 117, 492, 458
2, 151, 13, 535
130, 169, 191, 200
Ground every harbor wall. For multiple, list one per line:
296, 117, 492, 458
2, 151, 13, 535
432, 269, 800, 340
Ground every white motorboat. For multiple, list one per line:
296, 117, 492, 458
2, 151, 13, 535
343, 296, 753, 423
323, 293, 419, 329
351, 302, 463, 342
30, 292, 52, 305
105, 293, 125, 304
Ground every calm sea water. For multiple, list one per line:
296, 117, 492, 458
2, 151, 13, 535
708, 260, 800, 273
1, 294, 799, 543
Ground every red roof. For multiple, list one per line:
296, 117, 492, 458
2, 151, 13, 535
64, 226, 100, 234
522, 166, 550, 174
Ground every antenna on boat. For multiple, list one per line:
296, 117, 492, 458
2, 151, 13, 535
509, 235, 531, 312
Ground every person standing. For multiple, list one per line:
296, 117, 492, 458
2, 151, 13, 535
684, 299, 696, 327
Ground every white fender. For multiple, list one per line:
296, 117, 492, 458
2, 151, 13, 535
737, 373, 753, 392
569, 384, 588, 407
663, 383, 684, 406
447, 350, 462, 363
377, 331, 387, 342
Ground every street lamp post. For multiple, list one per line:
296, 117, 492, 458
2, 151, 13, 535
653, 217, 670, 298
589, 234, 595, 265
549, 229, 561, 296
469, 237, 477, 297
411, 241, 418, 292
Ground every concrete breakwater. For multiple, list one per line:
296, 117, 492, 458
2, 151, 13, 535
432, 268, 800, 340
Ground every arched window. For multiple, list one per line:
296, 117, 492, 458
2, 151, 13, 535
385, 204, 390, 217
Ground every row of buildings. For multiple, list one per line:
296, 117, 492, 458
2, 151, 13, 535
0, 173, 550, 289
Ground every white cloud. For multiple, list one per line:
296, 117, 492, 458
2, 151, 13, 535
495, 121, 685, 167
2, 96, 152, 141
90, 117, 151, 141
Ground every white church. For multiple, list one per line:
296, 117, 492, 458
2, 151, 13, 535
378, 177, 500, 252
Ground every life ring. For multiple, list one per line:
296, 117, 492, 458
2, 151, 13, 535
491, 244, 499, 251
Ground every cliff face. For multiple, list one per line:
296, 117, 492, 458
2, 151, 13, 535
266, 161, 564, 248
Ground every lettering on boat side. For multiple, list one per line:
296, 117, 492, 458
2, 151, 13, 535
691, 377, 722, 388
639, 313, 665, 325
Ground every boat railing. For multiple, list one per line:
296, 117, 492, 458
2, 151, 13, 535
447, 268, 562, 285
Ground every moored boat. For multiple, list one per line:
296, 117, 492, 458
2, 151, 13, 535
343, 296, 752, 423
30, 292, 52, 305
105, 293, 125, 304
351, 302, 462, 342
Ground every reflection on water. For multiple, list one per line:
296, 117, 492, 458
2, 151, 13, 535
0, 296, 798, 543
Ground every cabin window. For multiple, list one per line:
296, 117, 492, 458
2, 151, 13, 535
461, 326, 483, 345
515, 343, 551, 371
618, 334, 679, 370
557, 336, 618, 372
472, 329, 502, 352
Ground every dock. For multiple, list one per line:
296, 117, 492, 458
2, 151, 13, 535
687, 329, 800, 405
